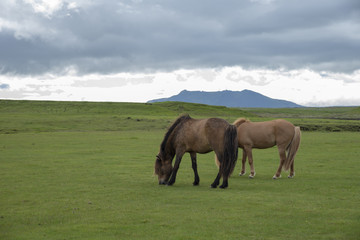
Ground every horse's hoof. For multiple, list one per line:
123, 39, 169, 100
272, 175, 281, 179
249, 172, 256, 179
219, 182, 228, 189
288, 173, 295, 178
193, 182, 199, 186
239, 172, 246, 176
210, 184, 217, 188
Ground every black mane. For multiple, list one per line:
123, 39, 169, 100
160, 114, 191, 155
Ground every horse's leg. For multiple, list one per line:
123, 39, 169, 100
273, 146, 286, 179
219, 177, 228, 189
244, 146, 256, 178
190, 152, 200, 185
220, 162, 231, 188
288, 161, 295, 178
167, 152, 184, 186
217, 151, 230, 189
211, 172, 221, 188
211, 152, 222, 188
239, 150, 247, 176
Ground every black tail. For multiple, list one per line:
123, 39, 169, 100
220, 125, 238, 179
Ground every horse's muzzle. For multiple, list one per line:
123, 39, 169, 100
159, 180, 167, 185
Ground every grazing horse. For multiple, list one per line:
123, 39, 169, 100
216, 118, 301, 179
154, 114, 238, 189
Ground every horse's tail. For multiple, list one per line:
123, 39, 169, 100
284, 126, 301, 171
220, 125, 238, 178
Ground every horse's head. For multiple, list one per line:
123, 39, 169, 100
154, 153, 173, 185
233, 118, 249, 127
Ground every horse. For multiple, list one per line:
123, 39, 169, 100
216, 118, 301, 179
154, 114, 238, 189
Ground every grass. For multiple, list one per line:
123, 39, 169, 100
0, 100, 359, 239
244, 106, 360, 120
243, 106, 360, 132
1, 100, 359, 133
0, 100, 254, 134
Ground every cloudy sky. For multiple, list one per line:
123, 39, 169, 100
0, 0, 359, 106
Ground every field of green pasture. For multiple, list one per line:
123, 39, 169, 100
1, 100, 360, 133
0, 100, 359, 239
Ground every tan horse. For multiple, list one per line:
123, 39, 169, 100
155, 114, 238, 189
216, 118, 301, 179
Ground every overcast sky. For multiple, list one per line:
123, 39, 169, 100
0, 0, 360, 106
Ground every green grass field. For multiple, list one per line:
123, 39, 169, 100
0, 100, 359, 239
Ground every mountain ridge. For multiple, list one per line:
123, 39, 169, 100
148, 89, 303, 108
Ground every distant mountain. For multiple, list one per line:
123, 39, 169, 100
148, 89, 303, 108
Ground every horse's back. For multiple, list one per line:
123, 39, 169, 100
273, 119, 295, 143
200, 118, 232, 152
178, 118, 219, 153
238, 121, 274, 148
274, 119, 295, 129
205, 117, 230, 135
175, 117, 233, 153
238, 119, 294, 148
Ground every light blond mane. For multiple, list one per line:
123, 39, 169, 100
233, 118, 250, 127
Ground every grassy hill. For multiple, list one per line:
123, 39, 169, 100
0, 100, 253, 134
0, 100, 359, 133
244, 106, 360, 132
245, 106, 360, 120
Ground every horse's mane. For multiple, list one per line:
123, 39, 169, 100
233, 118, 250, 127
160, 114, 192, 154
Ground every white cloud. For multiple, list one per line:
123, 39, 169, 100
1, 66, 359, 106
23, 0, 64, 18
67, 2, 78, 10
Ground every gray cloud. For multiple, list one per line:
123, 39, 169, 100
0, 0, 359, 76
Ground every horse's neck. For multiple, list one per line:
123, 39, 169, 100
162, 140, 176, 159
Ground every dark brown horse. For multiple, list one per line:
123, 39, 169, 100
154, 114, 238, 189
